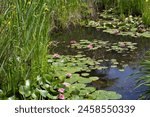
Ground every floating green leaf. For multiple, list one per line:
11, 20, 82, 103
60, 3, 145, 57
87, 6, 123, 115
81, 73, 90, 77
89, 90, 122, 100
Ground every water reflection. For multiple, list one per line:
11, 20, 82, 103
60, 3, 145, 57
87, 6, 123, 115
89, 66, 147, 99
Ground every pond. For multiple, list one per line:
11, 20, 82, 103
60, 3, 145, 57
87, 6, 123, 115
50, 27, 150, 100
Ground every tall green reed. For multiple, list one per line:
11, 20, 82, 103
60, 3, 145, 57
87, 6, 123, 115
117, 0, 150, 25
142, 0, 150, 25
48, 0, 86, 29
0, 0, 86, 98
117, 0, 144, 15
0, 0, 50, 96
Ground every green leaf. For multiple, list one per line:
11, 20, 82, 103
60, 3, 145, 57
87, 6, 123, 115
25, 79, 31, 88
89, 77, 99, 81
70, 83, 86, 91
78, 78, 93, 84
81, 73, 90, 77
0, 89, 3, 96
141, 32, 150, 38
65, 77, 79, 84
89, 90, 122, 100
79, 87, 96, 96
8, 96, 16, 100
19, 86, 31, 97
38, 89, 48, 98
70, 95, 83, 100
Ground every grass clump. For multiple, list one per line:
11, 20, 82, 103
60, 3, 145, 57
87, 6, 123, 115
0, 0, 51, 98
0, 0, 87, 99
117, 0, 150, 25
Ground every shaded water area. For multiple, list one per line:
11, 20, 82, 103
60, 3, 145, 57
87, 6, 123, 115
50, 27, 150, 99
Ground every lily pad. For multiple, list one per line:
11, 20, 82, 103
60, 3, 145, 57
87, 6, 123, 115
81, 73, 90, 77
89, 77, 99, 81
79, 87, 96, 96
89, 90, 122, 100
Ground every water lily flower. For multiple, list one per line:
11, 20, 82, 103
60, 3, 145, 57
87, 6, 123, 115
66, 73, 72, 78
119, 42, 126, 48
58, 94, 65, 100
70, 40, 77, 44
52, 53, 60, 58
114, 30, 120, 35
87, 44, 93, 49
62, 82, 71, 87
58, 88, 65, 93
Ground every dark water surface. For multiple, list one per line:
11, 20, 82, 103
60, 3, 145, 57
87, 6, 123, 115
51, 27, 150, 99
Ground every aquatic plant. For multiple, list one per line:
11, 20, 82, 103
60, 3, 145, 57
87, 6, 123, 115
138, 51, 150, 99
108, 42, 137, 53
117, 0, 150, 25
0, 0, 150, 100
86, 9, 150, 38
117, 0, 144, 15
10, 55, 121, 100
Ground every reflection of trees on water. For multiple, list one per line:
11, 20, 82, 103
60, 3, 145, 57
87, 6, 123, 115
89, 78, 118, 89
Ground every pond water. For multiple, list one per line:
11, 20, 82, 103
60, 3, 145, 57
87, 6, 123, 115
50, 27, 150, 99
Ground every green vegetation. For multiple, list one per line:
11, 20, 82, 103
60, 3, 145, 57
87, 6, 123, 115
0, 0, 88, 99
117, 0, 150, 25
138, 51, 150, 99
0, 0, 52, 99
0, 0, 150, 100
142, 1, 150, 25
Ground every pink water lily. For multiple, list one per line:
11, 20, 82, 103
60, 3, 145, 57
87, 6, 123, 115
52, 53, 60, 58
62, 82, 71, 87
58, 94, 65, 100
70, 40, 77, 44
114, 30, 120, 35
58, 88, 65, 93
66, 73, 72, 78
87, 44, 93, 49
119, 42, 126, 48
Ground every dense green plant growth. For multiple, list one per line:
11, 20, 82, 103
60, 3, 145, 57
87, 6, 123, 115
142, 1, 150, 25
94, 0, 117, 10
0, 0, 88, 99
47, 0, 87, 29
117, 0, 150, 25
1, 0, 150, 100
94, 0, 150, 25
0, 0, 121, 100
0, 0, 51, 98
117, 0, 144, 15
138, 51, 150, 99
85, 9, 150, 38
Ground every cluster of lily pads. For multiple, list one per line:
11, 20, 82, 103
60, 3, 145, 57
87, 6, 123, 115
84, 9, 150, 38
51, 38, 139, 72
0, 54, 121, 100
70, 39, 109, 50
70, 39, 137, 54
48, 54, 121, 100
107, 42, 137, 53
